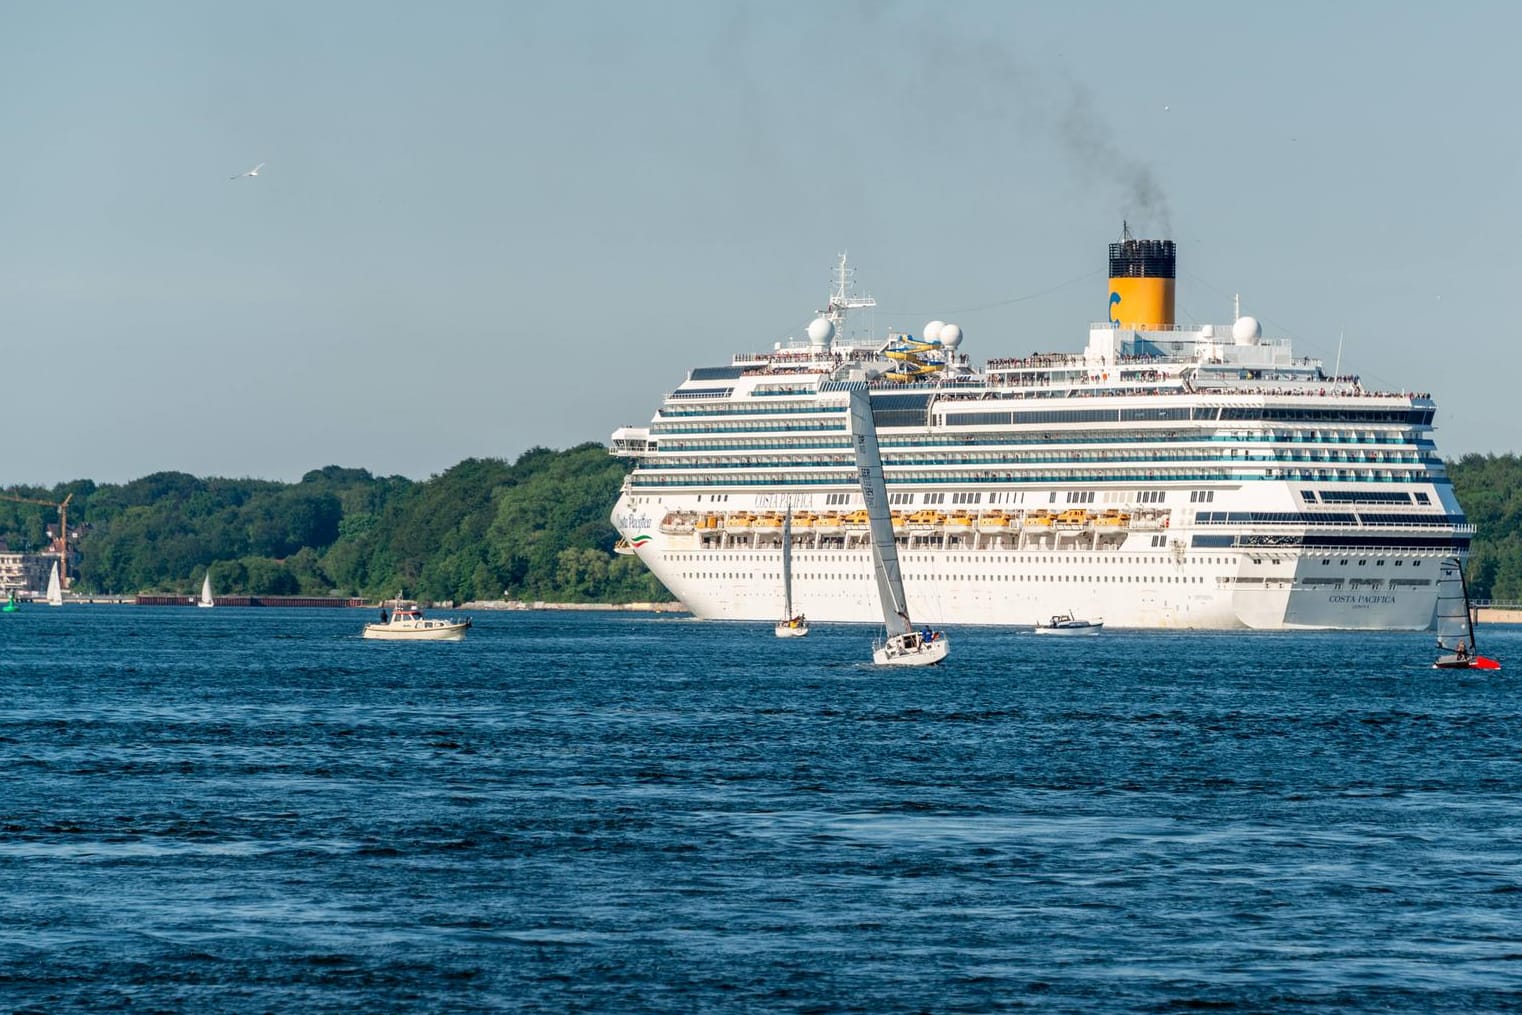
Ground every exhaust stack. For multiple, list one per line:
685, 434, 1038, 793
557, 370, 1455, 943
1107, 224, 1175, 329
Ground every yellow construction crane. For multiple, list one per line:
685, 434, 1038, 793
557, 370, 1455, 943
0, 492, 74, 588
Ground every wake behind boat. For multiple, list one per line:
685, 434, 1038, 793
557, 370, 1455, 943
1034, 611, 1103, 635
363, 599, 471, 641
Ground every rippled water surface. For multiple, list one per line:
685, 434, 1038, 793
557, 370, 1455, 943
2, 607, 1520, 1012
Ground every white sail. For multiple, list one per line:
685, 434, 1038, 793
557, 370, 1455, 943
848, 387, 911, 637
848, 386, 948, 665
45, 562, 62, 606
198, 572, 215, 608
781, 507, 793, 620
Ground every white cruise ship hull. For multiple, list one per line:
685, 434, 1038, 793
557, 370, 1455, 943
613, 506, 1442, 631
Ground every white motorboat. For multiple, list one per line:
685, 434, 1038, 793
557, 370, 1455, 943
848, 386, 948, 667
1034, 611, 1103, 635
362, 600, 471, 641
774, 507, 809, 638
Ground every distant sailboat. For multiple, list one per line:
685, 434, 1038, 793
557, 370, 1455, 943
847, 386, 947, 666
774, 507, 809, 637
197, 572, 215, 609
44, 562, 63, 607
1433, 557, 1499, 670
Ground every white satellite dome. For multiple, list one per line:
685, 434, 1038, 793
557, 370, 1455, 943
807, 317, 835, 346
1231, 315, 1262, 344
939, 323, 963, 347
923, 320, 946, 343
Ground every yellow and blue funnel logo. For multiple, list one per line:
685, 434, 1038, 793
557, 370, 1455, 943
1107, 277, 1174, 329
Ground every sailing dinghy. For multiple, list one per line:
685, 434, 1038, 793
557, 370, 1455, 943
44, 562, 63, 607
1433, 557, 1500, 670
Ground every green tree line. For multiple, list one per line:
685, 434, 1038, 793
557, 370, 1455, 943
3, 449, 1521, 602
0, 443, 665, 603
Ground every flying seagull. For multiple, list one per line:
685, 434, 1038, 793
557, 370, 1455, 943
230, 162, 265, 180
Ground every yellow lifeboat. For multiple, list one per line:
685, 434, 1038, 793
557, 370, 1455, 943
891, 510, 907, 531
1056, 508, 1092, 529
791, 511, 817, 528
724, 511, 755, 532
1094, 509, 1131, 528
751, 512, 784, 532
945, 510, 974, 531
1024, 510, 1055, 528
815, 511, 843, 532
907, 508, 945, 529
842, 508, 871, 528
976, 511, 1011, 533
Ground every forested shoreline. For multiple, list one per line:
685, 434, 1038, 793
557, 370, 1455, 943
2, 449, 1520, 603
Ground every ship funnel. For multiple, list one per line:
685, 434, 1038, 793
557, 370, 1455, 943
1107, 224, 1176, 329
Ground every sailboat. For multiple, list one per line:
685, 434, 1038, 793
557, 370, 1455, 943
44, 562, 63, 607
1433, 557, 1500, 670
196, 572, 215, 608
847, 386, 948, 666
774, 507, 809, 637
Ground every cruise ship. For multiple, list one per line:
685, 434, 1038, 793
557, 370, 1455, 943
610, 231, 1469, 629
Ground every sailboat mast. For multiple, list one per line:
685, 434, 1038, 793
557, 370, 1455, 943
847, 386, 911, 636
781, 507, 793, 618
1457, 558, 1478, 650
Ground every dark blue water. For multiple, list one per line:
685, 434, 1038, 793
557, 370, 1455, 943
2, 608, 1520, 1013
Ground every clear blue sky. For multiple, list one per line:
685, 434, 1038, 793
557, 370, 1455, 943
2, 1, 1517, 485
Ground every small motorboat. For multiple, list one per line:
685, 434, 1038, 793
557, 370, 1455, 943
1034, 611, 1103, 635
363, 600, 471, 641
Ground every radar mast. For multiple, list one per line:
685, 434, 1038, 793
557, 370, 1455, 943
823, 252, 876, 343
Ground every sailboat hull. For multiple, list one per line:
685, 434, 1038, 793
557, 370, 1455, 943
774, 621, 810, 638
873, 633, 949, 667
1434, 655, 1501, 670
